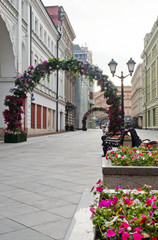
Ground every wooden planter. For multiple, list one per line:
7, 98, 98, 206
102, 158, 158, 189
4, 133, 27, 143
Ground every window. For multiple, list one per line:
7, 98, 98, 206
153, 108, 156, 126
40, 25, 43, 39
34, 56, 38, 66
44, 31, 47, 44
51, 41, 54, 54
35, 18, 38, 34
148, 110, 150, 127
48, 36, 50, 49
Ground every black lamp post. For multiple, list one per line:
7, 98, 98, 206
108, 58, 136, 130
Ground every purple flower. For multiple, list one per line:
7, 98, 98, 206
149, 211, 153, 217
99, 199, 111, 208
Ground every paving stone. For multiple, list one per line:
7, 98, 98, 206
32, 218, 71, 239
0, 228, 54, 240
0, 218, 26, 234
48, 204, 77, 219
10, 210, 62, 227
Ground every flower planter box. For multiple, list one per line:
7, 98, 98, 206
123, 138, 132, 147
102, 158, 158, 189
4, 133, 27, 143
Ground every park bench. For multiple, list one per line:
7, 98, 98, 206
101, 129, 126, 157
101, 128, 157, 156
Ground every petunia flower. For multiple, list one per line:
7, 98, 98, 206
99, 199, 111, 208
151, 204, 158, 209
146, 198, 152, 206
112, 196, 118, 205
106, 229, 117, 237
151, 195, 157, 202
96, 179, 101, 185
90, 207, 95, 215
122, 232, 130, 240
90, 186, 94, 192
121, 222, 130, 229
133, 232, 144, 240
96, 186, 103, 192
134, 227, 142, 233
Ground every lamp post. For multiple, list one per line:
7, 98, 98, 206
108, 58, 136, 130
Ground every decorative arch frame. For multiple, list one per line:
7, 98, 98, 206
99, 117, 109, 129
82, 107, 108, 130
3, 57, 121, 135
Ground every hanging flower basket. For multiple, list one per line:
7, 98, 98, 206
4, 133, 27, 143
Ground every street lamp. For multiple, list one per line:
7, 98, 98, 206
108, 58, 136, 130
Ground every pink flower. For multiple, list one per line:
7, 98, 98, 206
96, 179, 101, 184
134, 227, 142, 233
90, 186, 94, 192
96, 186, 103, 193
121, 222, 130, 229
106, 229, 116, 237
151, 204, 158, 209
90, 207, 95, 215
149, 211, 153, 217
133, 232, 144, 240
118, 227, 124, 234
115, 186, 121, 190
146, 198, 152, 206
122, 232, 130, 240
112, 196, 118, 205
151, 195, 157, 202
99, 199, 111, 208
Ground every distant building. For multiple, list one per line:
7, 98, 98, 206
73, 44, 92, 64
73, 44, 95, 129
131, 63, 143, 128
117, 86, 132, 123
94, 85, 132, 126
141, 17, 158, 130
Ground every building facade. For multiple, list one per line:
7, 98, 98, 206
131, 63, 143, 128
94, 85, 132, 126
141, 17, 158, 130
0, 0, 75, 137
46, 6, 76, 128
73, 44, 95, 129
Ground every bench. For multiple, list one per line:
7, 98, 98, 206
101, 128, 157, 156
101, 130, 126, 156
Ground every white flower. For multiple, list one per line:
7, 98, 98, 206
104, 216, 118, 227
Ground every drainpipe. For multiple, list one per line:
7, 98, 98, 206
30, 6, 32, 66
56, 33, 62, 132
144, 51, 147, 130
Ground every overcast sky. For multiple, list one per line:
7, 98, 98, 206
42, 0, 158, 86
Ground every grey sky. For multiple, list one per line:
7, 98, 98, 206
42, 0, 158, 85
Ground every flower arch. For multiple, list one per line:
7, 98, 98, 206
99, 117, 109, 129
82, 107, 108, 130
3, 57, 121, 135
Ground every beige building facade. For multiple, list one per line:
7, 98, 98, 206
131, 63, 143, 128
141, 17, 158, 130
94, 85, 132, 126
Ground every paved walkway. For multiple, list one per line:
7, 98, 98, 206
0, 129, 102, 240
0, 128, 158, 240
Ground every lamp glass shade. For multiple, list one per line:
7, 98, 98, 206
108, 59, 118, 76
127, 58, 136, 75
